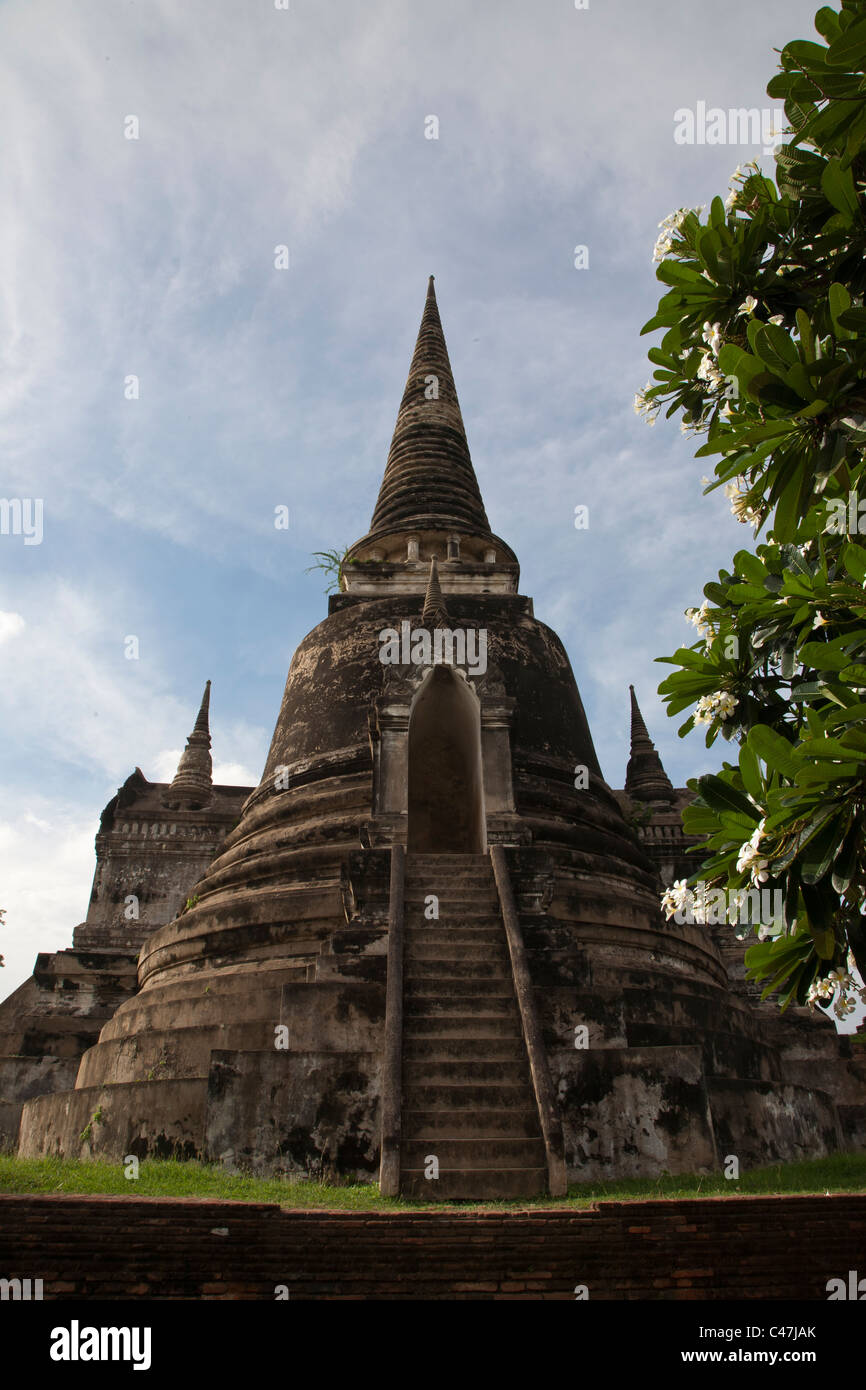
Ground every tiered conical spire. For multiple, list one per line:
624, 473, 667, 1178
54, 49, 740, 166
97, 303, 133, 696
421, 555, 449, 626
625, 685, 676, 804
166, 680, 213, 807
367, 276, 491, 539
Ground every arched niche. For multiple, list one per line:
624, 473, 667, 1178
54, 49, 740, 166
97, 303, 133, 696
406, 665, 486, 853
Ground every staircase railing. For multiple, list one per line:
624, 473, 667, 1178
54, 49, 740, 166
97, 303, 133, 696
378, 842, 405, 1196
490, 844, 568, 1197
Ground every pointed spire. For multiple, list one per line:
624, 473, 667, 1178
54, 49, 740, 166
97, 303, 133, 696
625, 685, 676, 804
366, 276, 491, 539
421, 556, 449, 626
165, 680, 213, 807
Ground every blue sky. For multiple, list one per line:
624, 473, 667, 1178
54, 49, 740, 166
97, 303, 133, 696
0, 0, 824, 992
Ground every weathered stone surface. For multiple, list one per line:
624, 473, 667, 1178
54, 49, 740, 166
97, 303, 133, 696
552, 1045, 718, 1179
204, 1049, 383, 1177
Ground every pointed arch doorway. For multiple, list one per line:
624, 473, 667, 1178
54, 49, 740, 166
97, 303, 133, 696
407, 665, 486, 853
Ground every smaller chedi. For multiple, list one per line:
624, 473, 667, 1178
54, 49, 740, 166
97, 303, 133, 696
1, 278, 864, 1199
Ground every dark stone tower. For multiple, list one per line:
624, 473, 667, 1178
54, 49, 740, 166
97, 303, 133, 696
14, 280, 866, 1194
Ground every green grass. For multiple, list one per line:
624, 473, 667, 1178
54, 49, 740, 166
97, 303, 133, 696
0, 1151, 864, 1211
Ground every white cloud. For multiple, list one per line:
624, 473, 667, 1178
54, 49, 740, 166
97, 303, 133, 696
0, 611, 25, 644
0, 804, 97, 993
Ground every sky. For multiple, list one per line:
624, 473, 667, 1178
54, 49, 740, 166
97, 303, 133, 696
0, 0, 839, 1002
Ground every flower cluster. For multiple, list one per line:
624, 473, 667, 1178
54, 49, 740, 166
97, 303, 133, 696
685, 600, 715, 646
694, 689, 738, 726
661, 879, 698, 921
633, 380, 660, 425
652, 206, 703, 264
724, 479, 760, 526
697, 352, 726, 391
806, 962, 866, 1021
736, 822, 769, 886
724, 161, 760, 212
660, 879, 774, 932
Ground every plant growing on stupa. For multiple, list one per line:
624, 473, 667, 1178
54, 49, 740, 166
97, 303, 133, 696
640, 1, 866, 1017
305, 546, 358, 594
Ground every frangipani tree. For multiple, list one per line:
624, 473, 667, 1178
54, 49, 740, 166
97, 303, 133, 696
640, 0, 866, 1021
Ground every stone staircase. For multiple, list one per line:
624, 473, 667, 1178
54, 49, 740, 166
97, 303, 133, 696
400, 852, 547, 1199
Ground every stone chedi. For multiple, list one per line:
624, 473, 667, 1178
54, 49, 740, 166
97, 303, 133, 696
0, 683, 248, 1149
11, 278, 866, 1197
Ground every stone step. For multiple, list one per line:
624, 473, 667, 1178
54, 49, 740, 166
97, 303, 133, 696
405, 850, 492, 861
404, 884, 499, 899
404, 977, 515, 998
403, 1015, 523, 1037
403, 925, 504, 940
401, 1137, 547, 1168
404, 876, 497, 892
403, 1108, 542, 1139
404, 959, 509, 981
399, 1168, 547, 1200
404, 995, 518, 1017
406, 1083, 536, 1110
403, 1036, 522, 1059
404, 901, 500, 915
403, 1059, 530, 1085
404, 941, 508, 963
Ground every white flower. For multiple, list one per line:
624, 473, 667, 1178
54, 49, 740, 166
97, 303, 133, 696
686, 600, 716, 643
661, 879, 692, 920
633, 382, 660, 426
736, 834, 769, 884
694, 689, 738, 726
725, 479, 760, 525
691, 881, 711, 924
813, 611, 830, 628
768, 314, 784, 326
697, 352, 725, 387
737, 296, 758, 316
652, 206, 702, 263
701, 321, 723, 355
828, 967, 854, 990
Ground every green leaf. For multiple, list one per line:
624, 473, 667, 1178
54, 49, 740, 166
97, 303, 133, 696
843, 543, 866, 581
733, 549, 767, 584
829, 282, 853, 334
696, 773, 759, 820
771, 457, 808, 543
738, 743, 764, 803
814, 6, 842, 44
747, 725, 800, 779
799, 642, 856, 671
821, 160, 860, 219
826, 15, 866, 68
801, 812, 845, 884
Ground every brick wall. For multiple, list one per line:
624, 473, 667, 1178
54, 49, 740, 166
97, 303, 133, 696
0, 1193, 862, 1300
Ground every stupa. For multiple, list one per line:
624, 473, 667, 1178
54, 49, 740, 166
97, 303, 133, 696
11, 278, 866, 1197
